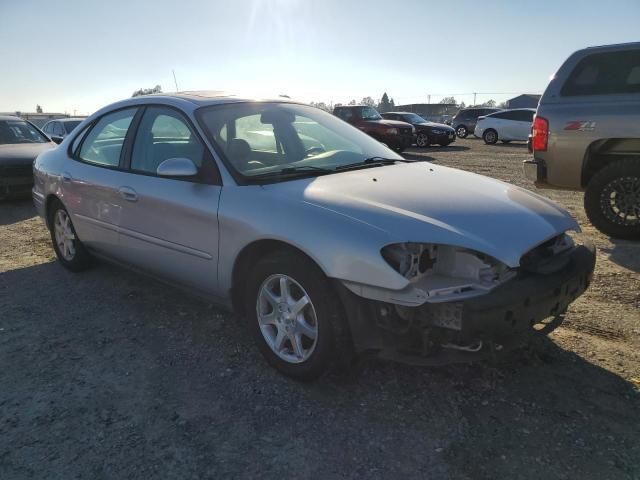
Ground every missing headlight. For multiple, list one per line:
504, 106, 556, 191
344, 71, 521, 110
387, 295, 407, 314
381, 243, 516, 302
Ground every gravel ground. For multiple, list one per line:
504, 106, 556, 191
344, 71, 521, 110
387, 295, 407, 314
1, 138, 638, 479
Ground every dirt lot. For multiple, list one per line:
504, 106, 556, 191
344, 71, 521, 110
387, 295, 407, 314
1, 138, 638, 479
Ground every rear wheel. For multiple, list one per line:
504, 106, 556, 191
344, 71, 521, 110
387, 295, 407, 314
245, 250, 351, 381
455, 125, 468, 138
48, 200, 92, 271
416, 133, 430, 148
584, 158, 640, 239
483, 129, 498, 145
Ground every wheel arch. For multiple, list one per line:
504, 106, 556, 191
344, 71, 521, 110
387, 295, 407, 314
44, 194, 63, 230
582, 138, 640, 187
230, 239, 329, 315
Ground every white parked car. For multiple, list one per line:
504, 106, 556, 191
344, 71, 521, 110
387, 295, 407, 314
474, 109, 536, 144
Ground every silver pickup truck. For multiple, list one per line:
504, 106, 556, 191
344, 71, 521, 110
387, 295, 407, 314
524, 42, 640, 239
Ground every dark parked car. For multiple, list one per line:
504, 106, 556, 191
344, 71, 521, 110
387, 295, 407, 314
0, 116, 55, 199
451, 107, 501, 138
42, 118, 84, 144
333, 105, 414, 152
381, 112, 456, 147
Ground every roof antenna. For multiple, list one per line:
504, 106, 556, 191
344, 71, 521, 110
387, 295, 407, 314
172, 69, 179, 92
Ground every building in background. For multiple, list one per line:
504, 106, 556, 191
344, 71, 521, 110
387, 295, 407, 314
505, 94, 541, 109
394, 104, 459, 124
0, 112, 74, 128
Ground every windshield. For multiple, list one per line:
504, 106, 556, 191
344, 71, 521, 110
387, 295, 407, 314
63, 120, 83, 134
198, 103, 403, 181
0, 120, 48, 144
404, 113, 427, 123
361, 106, 382, 120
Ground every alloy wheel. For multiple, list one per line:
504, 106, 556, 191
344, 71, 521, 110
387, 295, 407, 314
416, 133, 429, 147
456, 126, 467, 138
600, 176, 640, 226
256, 274, 319, 364
53, 209, 76, 261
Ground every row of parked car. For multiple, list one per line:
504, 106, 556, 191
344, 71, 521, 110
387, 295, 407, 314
332, 104, 537, 151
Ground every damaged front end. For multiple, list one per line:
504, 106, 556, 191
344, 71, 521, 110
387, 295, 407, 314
337, 233, 596, 365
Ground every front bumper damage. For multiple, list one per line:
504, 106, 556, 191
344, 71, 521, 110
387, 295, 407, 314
337, 242, 596, 365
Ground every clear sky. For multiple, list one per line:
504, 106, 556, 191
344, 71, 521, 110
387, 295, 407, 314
1, 0, 638, 115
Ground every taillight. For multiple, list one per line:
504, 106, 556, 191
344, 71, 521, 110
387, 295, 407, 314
531, 115, 549, 152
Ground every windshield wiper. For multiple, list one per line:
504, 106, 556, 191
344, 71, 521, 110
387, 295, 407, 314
249, 165, 334, 180
334, 157, 399, 171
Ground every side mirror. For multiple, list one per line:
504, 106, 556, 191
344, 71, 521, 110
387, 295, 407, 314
51, 136, 63, 144
156, 157, 198, 177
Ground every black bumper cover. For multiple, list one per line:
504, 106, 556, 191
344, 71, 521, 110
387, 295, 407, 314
337, 242, 596, 365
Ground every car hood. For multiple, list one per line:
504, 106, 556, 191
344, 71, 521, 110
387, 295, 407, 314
265, 162, 578, 267
418, 121, 453, 128
0, 143, 55, 166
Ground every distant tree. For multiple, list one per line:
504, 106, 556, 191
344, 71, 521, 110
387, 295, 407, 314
439, 96, 457, 104
310, 101, 331, 112
132, 85, 162, 97
348, 99, 357, 106
378, 92, 392, 112
482, 99, 497, 107
389, 98, 395, 109
360, 96, 376, 107
36, 105, 43, 113
459, 101, 466, 109
498, 101, 509, 109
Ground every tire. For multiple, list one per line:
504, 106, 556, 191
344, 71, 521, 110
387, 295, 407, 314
584, 158, 640, 240
455, 125, 468, 138
483, 129, 498, 145
48, 199, 92, 271
244, 250, 351, 381
416, 133, 430, 148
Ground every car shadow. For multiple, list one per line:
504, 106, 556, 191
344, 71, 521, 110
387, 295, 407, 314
422, 145, 471, 153
3, 259, 639, 478
491, 142, 529, 149
0, 198, 36, 226
600, 238, 640, 273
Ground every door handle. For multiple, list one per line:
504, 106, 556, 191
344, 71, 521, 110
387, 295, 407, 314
118, 186, 138, 202
61, 172, 72, 183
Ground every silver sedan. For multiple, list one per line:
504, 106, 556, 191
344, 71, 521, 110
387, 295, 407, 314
33, 92, 596, 380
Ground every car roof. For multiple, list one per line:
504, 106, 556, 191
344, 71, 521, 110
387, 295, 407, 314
88, 91, 307, 121
383, 112, 418, 115
583, 41, 640, 52
0, 115, 26, 121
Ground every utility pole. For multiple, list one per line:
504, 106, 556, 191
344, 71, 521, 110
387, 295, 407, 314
427, 94, 431, 104
473, 92, 477, 106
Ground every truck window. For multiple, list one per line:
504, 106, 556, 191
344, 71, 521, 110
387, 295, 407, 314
561, 50, 640, 96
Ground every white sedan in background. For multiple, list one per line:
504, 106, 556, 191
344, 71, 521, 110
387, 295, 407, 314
474, 108, 535, 144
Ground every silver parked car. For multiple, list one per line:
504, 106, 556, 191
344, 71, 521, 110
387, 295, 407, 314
33, 92, 596, 380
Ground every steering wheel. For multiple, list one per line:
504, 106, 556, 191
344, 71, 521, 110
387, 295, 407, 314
305, 146, 326, 157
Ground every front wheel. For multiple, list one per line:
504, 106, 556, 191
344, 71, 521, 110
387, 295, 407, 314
584, 158, 640, 239
455, 125, 468, 138
483, 129, 498, 144
245, 250, 351, 381
48, 200, 92, 271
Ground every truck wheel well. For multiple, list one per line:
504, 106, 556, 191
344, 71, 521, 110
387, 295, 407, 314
583, 138, 640, 187
230, 240, 322, 315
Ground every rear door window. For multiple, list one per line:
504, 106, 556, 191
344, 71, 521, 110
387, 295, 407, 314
561, 50, 640, 96
78, 108, 137, 167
